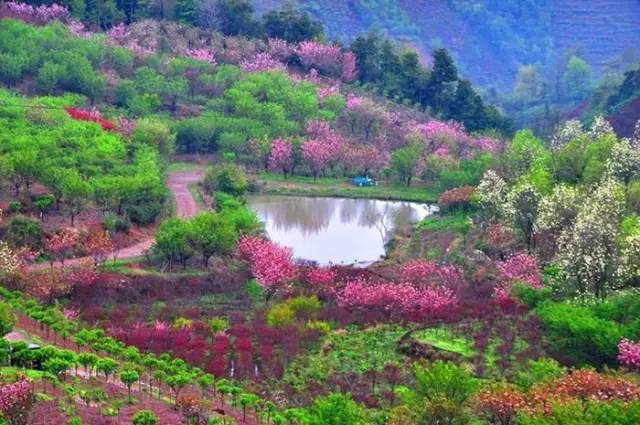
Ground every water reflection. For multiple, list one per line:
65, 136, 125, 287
248, 195, 438, 265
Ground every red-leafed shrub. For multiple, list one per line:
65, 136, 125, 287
438, 186, 475, 212
65, 106, 115, 131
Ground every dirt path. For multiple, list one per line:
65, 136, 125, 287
28, 170, 206, 271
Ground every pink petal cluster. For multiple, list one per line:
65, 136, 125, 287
296, 41, 343, 74
401, 259, 463, 286
497, 252, 543, 289
107, 23, 129, 42
337, 279, 458, 319
342, 51, 358, 82
269, 139, 294, 175
240, 53, 285, 73
5, 1, 69, 24
187, 48, 216, 65
67, 20, 91, 38
416, 119, 467, 142
619, 339, 640, 370
305, 120, 332, 139
0, 379, 35, 423
306, 266, 337, 286
473, 137, 500, 153
301, 139, 333, 177
346, 94, 365, 110
344, 144, 387, 176
267, 38, 294, 61
237, 235, 298, 290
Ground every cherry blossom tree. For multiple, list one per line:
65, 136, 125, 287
344, 144, 387, 177
237, 236, 298, 299
269, 139, 294, 177
496, 252, 543, 289
296, 41, 343, 76
301, 139, 331, 180
342, 52, 357, 82
240, 53, 285, 73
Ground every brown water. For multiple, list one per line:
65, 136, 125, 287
248, 195, 438, 265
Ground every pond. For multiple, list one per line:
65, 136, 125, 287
248, 195, 438, 265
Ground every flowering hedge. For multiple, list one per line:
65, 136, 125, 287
64, 107, 115, 131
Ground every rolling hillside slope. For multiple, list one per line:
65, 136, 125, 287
254, 0, 640, 88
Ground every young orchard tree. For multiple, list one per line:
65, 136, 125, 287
119, 368, 140, 403
188, 212, 236, 267
95, 358, 119, 382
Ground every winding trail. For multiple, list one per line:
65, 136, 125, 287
29, 170, 205, 271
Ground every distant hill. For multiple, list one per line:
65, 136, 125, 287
253, 0, 640, 89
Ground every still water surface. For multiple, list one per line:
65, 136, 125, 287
248, 195, 438, 265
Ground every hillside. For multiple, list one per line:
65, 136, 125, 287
254, 0, 640, 88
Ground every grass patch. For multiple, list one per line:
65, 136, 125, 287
415, 327, 476, 357
167, 162, 207, 172
419, 211, 472, 233
1, 366, 45, 380
256, 172, 440, 203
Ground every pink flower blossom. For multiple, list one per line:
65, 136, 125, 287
497, 252, 543, 289
237, 236, 298, 292
240, 53, 285, 73
296, 41, 343, 76
269, 139, 294, 176
337, 279, 458, 320
619, 339, 640, 370
107, 23, 129, 42
187, 48, 216, 65
346, 94, 365, 110
306, 266, 337, 286
474, 137, 500, 153
342, 51, 357, 82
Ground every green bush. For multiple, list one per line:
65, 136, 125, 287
536, 301, 627, 367
5, 215, 43, 249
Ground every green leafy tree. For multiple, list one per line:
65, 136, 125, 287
96, 357, 119, 382
61, 173, 93, 226
120, 368, 140, 403
0, 302, 16, 338
391, 144, 421, 186
262, 5, 324, 43
132, 410, 158, 425
308, 393, 366, 425
154, 218, 193, 270
188, 212, 236, 266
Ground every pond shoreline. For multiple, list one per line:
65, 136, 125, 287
251, 172, 441, 203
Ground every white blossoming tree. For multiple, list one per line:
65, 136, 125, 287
555, 178, 625, 298
607, 138, 640, 185
536, 184, 582, 234
550, 119, 585, 151
476, 170, 512, 224
588, 115, 615, 140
